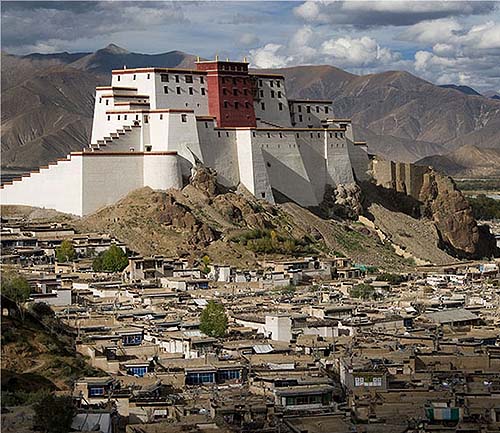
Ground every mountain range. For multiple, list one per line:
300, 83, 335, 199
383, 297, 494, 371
2, 44, 500, 178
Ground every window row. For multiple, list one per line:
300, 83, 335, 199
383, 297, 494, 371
260, 102, 284, 111
221, 77, 248, 85
106, 113, 188, 123
160, 74, 203, 84
250, 131, 344, 139
163, 86, 206, 96
223, 88, 249, 96
223, 100, 252, 109
294, 105, 330, 114
258, 79, 281, 88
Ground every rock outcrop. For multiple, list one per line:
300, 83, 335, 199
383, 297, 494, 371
370, 157, 497, 259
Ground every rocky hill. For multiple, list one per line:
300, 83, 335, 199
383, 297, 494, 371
2, 44, 500, 175
416, 145, 500, 178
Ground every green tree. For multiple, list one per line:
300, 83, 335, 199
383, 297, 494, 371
1, 269, 31, 319
199, 301, 228, 338
55, 240, 76, 263
200, 255, 211, 275
93, 245, 128, 272
349, 283, 376, 300
33, 394, 75, 433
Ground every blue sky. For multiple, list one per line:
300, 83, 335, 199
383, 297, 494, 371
2, 1, 500, 91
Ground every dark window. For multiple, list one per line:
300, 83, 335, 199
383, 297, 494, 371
277, 81, 281, 87
200, 76, 204, 84
164, 86, 168, 94
243, 89, 248, 95
271, 90, 275, 98
233, 88, 238, 96
106, 100, 109, 106
316, 106, 320, 113
259, 80, 263, 86
234, 101, 239, 109
307, 106, 311, 113
261, 192, 266, 198
261, 102, 265, 110
147, 73, 150, 79
270, 81, 274, 87
325, 106, 329, 114
205, 122, 208, 128
107, 115, 110, 121
185, 75, 193, 83
176, 87, 181, 94
133, 74, 136, 80
160, 114, 163, 120
175, 75, 180, 83
117, 115, 120, 120
232, 77, 237, 85
161, 74, 168, 82
124, 115, 127, 120
189, 87, 194, 95
298, 105, 302, 113
201, 88, 206, 95
224, 101, 228, 108
218, 131, 221, 137
144, 115, 148, 124
260, 90, 264, 97
223, 88, 228, 95
181, 114, 187, 123
278, 102, 283, 111
299, 115, 303, 122
278, 91, 282, 98
296, 133, 300, 138
117, 76, 121, 82
245, 102, 250, 108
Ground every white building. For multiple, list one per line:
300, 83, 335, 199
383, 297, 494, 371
1, 59, 369, 216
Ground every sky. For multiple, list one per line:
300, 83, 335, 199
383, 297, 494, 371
2, 1, 500, 92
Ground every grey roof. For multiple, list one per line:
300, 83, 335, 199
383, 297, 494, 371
424, 309, 479, 324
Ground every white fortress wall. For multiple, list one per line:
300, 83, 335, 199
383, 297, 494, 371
143, 153, 182, 191
81, 153, 145, 215
289, 101, 333, 128
253, 130, 318, 206
152, 71, 208, 114
112, 71, 155, 103
196, 120, 240, 187
253, 76, 291, 127
347, 140, 370, 182
324, 132, 355, 186
235, 129, 274, 203
1, 155, 84, 216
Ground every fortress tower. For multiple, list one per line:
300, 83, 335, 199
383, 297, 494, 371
195, 59, 256, 128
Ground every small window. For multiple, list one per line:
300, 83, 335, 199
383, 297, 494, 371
224, 101, 228, 108
271, 90, 275, 98
185, 75, 193, 83
218, 131, 221, 137
106, 100, 109, 106
298, 105, 302, 113
267, 133, 271, 138
223, 88, 228, 95
235, 101, 239, 109
261, 192, 266, 198
145, 145, 152, 152
278, 91, 282, 98
176, 87, 181, 94
252, 131, 256, 137
175, 75, 180, 83
133, 74, 136, 80
310, 132, 313, 138
270, 81, 274, 87
200, 76, 204, 84
117, 76, 121, 82
161, 74, 169, 82
245, 102, 250, 108
136, 115, 139, 120
243, 89, 248, 96
147, 73, 150, 79
261, 102, 265, 110
124, 115, 127, 120
318, 133, 321, 138
189, 87, 194, 95
278, 102, 283, 111
232, 77, 237, 85
259, 79, 263, 86
205, 122, 208, 128
181, 114, 187, 123
233, 88, 238, 96
307, 106, 311, 113
160, 114, 163, 120
316, 106, 320, 113
117, 115, 120, 120
325, 106, 329, 114
99, 97, 102, 103
260, 90, 264, 98
164, 86, 168, 94
296, 133, 299, 138
299, 115, 303, 122
276, 81, 281, 87
107, 115, 110, 121
144, 115, 149, 124
201, 88, 206, 95
226, 131, 229, 137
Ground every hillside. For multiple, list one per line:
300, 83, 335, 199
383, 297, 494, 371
2, 44, 500, 175
416, 145, 500, 178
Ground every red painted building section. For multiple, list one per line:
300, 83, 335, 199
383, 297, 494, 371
196, 60, 256, 128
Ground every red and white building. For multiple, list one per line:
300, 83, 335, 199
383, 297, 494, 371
1, 58, 369, 216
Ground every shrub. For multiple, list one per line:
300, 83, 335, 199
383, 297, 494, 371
55, 240, 76, 263
200, 301, 228, 338
33, 394, 75, 433
93, 245, 128, 272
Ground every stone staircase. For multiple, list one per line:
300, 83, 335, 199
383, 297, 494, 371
88, 123, 141, 152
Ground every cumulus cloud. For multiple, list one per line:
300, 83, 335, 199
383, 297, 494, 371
250, 28, 399, 69
294, 0, 497, 27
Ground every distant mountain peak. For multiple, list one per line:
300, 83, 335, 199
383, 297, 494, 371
438, 84, 481, 97
100, 43, 129, 55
